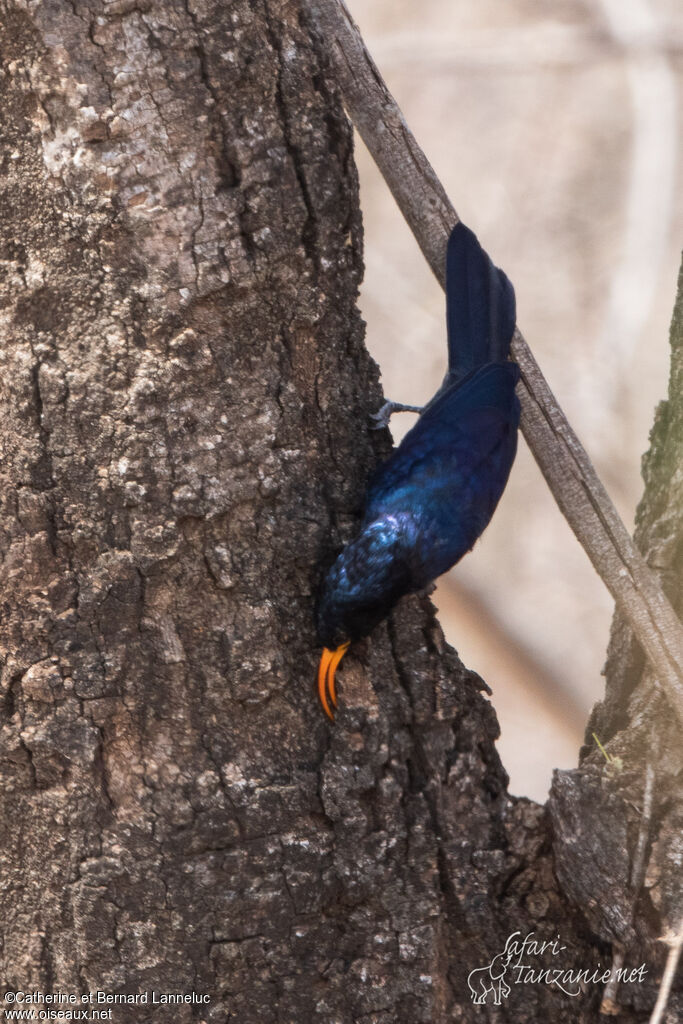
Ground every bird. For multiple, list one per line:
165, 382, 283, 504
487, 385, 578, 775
316, 222, 520, 719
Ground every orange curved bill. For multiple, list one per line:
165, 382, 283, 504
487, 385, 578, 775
327, 643, 349, 708
318, 648, 335, 720
317, 643, 350, 720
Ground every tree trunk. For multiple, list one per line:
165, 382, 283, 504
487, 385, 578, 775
0, 2, 680, 1021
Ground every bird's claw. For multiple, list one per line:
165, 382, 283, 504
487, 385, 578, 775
370, 401, 423, 430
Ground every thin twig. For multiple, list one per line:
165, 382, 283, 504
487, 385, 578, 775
630, 763, 656, 893
309, 0, 683, 726
650, 926, 683, 1024
600, 945, 625, 1016
600, 763, 656, 1015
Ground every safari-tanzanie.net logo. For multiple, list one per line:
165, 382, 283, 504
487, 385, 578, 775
467, 931, 647, 1005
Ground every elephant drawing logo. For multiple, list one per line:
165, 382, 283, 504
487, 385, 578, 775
467, 942, 514, 1005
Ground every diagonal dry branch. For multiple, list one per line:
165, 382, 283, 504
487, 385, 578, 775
309, 0, 683, 725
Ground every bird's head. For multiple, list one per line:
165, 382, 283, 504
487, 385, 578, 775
315, 534, 403, 720
315, 561, 355, 721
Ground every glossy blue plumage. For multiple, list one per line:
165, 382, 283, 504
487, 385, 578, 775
317, 223, 520, 649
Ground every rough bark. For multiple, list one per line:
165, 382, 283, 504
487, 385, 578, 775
562, 256, 683, 1012
0, 2, 680, 1022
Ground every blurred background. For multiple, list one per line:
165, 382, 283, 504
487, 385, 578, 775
345, 0, 682, 801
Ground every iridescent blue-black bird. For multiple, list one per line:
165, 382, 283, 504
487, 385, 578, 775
316, 222, 520, 718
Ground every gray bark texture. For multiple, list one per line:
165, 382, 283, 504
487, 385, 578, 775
0, 1, 680, 1022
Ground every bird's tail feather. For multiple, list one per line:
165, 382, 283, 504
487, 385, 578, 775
445, 223, 516, 382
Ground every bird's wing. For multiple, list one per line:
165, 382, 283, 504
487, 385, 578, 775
445, 223, 516, 383
367, 362, 519, 508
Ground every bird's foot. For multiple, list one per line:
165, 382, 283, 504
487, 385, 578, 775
370, 400, 423, 430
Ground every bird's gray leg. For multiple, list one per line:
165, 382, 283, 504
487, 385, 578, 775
370, 400, 423, 429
